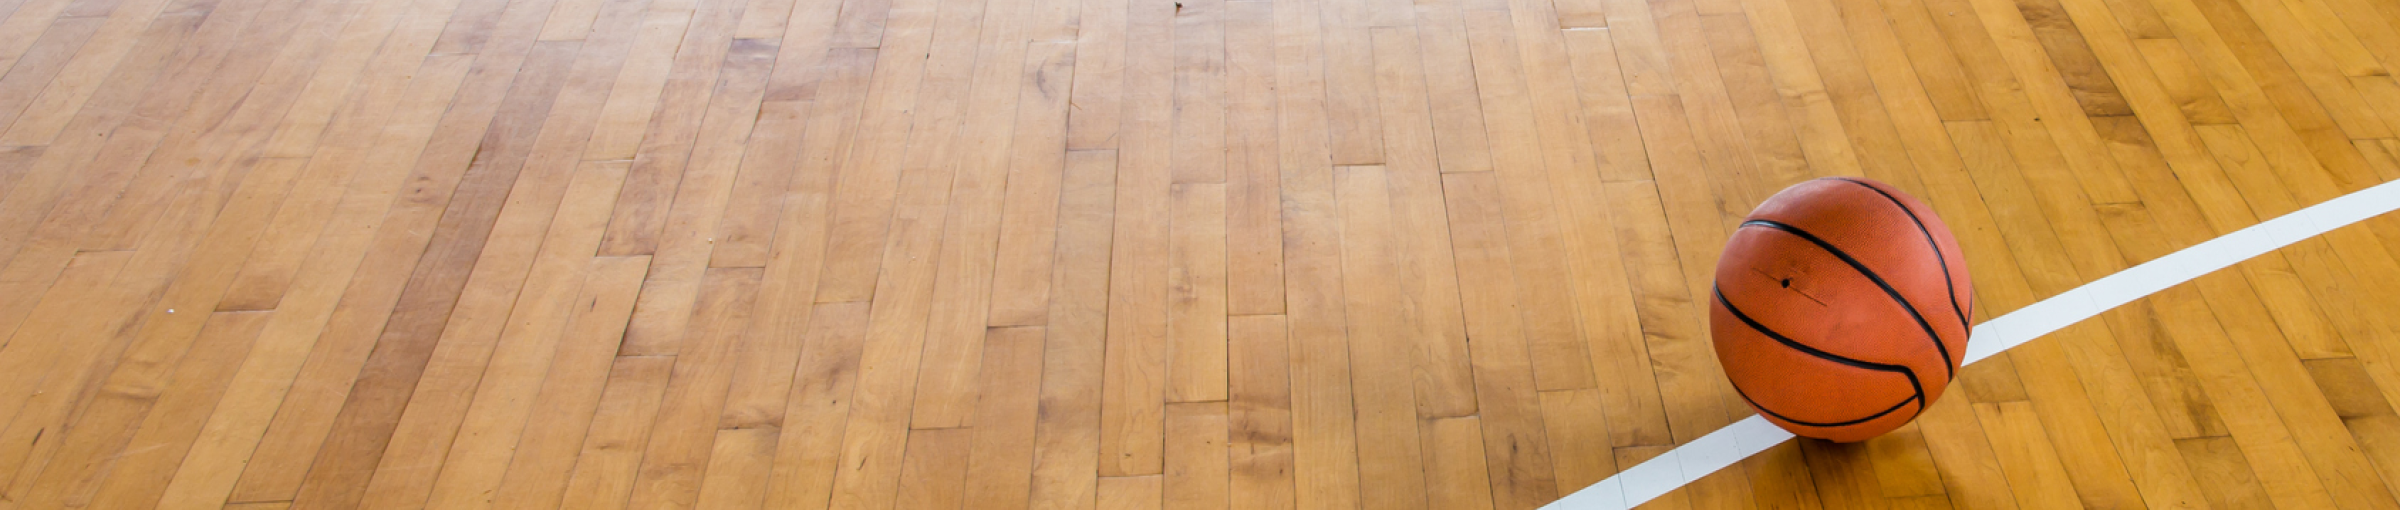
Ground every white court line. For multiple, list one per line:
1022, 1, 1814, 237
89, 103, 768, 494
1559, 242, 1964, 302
1544, 178, 2400, 510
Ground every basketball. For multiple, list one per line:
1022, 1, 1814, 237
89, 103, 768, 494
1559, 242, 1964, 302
1710, 177, 1974, 442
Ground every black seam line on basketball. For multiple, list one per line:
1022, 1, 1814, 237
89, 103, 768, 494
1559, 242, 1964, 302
1714, 288, 1927, 404
1825, 177, 1972, 343
1731, 380, 1921, 428
1738, 219, 1956, 380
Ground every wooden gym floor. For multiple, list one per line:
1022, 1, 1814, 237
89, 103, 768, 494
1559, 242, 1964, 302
0, 0, 2398, 501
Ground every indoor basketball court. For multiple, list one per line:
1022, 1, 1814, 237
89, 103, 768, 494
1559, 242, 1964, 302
0, 0, 2396, 505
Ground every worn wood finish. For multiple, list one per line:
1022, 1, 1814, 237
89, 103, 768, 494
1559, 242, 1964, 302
1, 0, 2397, 505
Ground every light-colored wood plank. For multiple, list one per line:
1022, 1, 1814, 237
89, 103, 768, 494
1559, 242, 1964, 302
1164, 402, 1230, 510
1973, 401, 2083, 509
1169, 0, 1223, 183
423, 254, 651, 510
960, 326, 1049, 509
1166, 183, 1228, 403
1023, 150, 1115, 510
1440, 171, 1567, 509
891, 428, 972, 510
904, 0, 1044, 427
691, 427, 778, 510
988, 42, 1080, 326
1461, 10, 1597, 393
1423, 416, 1497, 510
346, 155, 630, 510
621, 267, 764, 510
608, 35, 779, 356
1227, 315, 1295, 510
1366, 25, 1475, 419
1331, 165, 1431, 510
551, 356, 679, 510
1099, 475, 1164, 510
758, 302, 872, 510
487, 354, 673, 510
60, 310, 271, 510
1095, 0, 1175, 477
1222, 1, 1280, 316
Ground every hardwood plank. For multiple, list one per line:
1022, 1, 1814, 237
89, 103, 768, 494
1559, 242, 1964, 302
1440, 171, 1565, 509
1604, 144, 1740, 442
2012, 0, 2135, 116
1696, 14, 1814, 187
587, 1, 751, 257
1164, 402, 1230, 510
1332, 165, 1431, 510
616, 268, 764, 510
1944, 120, 2190, 510
1222, 1, 1281, 316
1536, 389, 1613, 496
2090, 118, 2358, 510
1098, 0, 1174, 475
552, 356, 681, 510
1911, 396, 2019, 510
56, 310, 270, 510
988, 41, 1080, 326
704, 52, 873, 432
1461, 10, 1598, 392
151, 54, 481, 510
1635, 0, 1774, 219
1972, 402, 2082, 509
892, 428, 973, 510
578, 0, 715, 161
1864, 423, 1947, 498
275, 30, 654, 504
804, 0, 949, 304
1733, 0, 1866, 179
1061, 0, 1121, 149
0, 153, 306, 507
219, 0, 635, 496
1423, 416, 1497, 510
427, 254, 650, 510
2177, 436, 2279, 510
691, 427, 777, 510
346, 155, 630, 510
1408, 2, 1493, 175
218, 4, 575, 312
2132, 38, 2237, 125
485, 346, 667, 510
1794, 437, 1879, 510
1741, 441, 1827, 510
707, 98, 812, 269
1559, 28, 1654, 182
1865, 0, 1987, 121
1321, 25, 1380, 165
1023, 150, 1115, 510
758, 302, 872, 510
1366, 25, 1475, 419
960, 326, 1049, 510
904, 0, 1042, 427
819, 26, 981, 502
1959, 0, 2146, 206
1227, 315, 1296, 510
210, 49, 495, 505
1166, 183, 1228, 403
1170, 0, 1223, 183
1099, 475, 1164, 510
607, 37, 777, 356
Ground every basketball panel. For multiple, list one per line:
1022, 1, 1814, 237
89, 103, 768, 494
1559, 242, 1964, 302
1711, 296, 1924, 426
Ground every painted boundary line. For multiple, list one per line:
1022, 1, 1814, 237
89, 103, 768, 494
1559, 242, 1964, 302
1545, 178, 2400, 510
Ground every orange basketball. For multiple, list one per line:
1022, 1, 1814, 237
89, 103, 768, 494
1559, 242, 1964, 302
1710, 177, 1972, 442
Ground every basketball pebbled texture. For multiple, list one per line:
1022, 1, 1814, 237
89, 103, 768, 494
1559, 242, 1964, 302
1711, 177, 1973, 443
